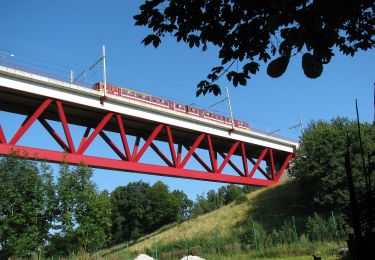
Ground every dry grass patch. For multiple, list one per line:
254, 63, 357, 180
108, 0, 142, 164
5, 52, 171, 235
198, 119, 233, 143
128, 184, 280, 251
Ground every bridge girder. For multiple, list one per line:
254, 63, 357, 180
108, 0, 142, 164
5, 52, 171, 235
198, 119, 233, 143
0, 97, 294, 186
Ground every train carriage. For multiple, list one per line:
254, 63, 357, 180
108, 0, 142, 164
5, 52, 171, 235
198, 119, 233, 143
93, 82, 251, 131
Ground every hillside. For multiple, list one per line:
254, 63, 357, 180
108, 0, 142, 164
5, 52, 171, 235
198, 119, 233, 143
100, 180, 324, 258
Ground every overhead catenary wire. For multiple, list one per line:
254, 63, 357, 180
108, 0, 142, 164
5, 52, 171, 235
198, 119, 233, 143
208, 98, 228, 109
0, 35, 301, 140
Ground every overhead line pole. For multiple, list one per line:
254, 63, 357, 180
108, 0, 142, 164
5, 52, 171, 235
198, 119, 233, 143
373, 83, 374, 125
225, 85, 235, 130
102, 45, 107, 97
299, 115, 304, 135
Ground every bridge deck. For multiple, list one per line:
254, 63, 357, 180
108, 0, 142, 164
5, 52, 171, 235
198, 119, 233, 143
0, 63, 298, 185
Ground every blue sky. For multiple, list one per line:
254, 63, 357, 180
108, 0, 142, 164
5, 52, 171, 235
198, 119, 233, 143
0, 1, 374, 199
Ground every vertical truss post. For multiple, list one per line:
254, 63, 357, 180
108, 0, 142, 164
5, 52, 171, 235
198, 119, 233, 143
116, 114, 131, 160
269, 149, 276, 180
207, 135, 217, 172
132, 136, 141, 160
56, 100, 75, 153
241, 143, 249, 176
177, 144, 182, 167
166, 125, 177, 167
0, 125, 6, 144
78, 127, 91, 152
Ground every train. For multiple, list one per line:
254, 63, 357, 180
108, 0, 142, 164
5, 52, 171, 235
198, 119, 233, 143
92, 82, 250, 131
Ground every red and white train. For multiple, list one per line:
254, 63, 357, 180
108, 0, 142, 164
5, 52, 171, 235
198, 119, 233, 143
93, 82, 250, 131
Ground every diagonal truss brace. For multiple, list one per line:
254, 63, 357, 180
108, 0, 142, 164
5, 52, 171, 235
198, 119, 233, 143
0, 98, 294, 186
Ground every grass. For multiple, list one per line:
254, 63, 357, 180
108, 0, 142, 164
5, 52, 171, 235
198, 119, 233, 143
99, 180, 346, 259
204, 256, 338, 260
100, 186, 262, 257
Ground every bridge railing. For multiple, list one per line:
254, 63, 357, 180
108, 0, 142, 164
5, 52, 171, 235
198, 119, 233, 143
0, 59, 92, 88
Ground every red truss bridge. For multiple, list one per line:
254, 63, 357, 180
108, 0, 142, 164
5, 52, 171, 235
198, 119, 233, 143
0, 62, 298, 186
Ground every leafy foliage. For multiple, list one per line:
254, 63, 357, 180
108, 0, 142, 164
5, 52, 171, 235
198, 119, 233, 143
191, 184, 250, 217
306, 213, 338, 242
135, 0, 374, 95
289, 118, 375, 219
110, 181, 192, 244
110, 181, 151, 243
46, 163, 111, 255
148, 181, 180, 231
172, 189, 193, 221
0, 155, 56, 258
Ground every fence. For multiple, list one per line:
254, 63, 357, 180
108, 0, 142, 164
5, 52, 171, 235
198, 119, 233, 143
132, 212, 346, 260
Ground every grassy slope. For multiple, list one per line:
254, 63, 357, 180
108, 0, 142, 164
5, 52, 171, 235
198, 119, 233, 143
101, 179, 320, 258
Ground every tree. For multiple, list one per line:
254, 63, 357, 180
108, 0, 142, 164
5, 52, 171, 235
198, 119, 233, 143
206, 189, 225, 210
110, 181, 151, 243
218, 184, 244, 204
289, 118, 375, 218
0, 155, 55, 258
148, 181, 180, 230
171, 189, 193, 221
49, 163, 111, 255
110, 181, 193, 244
191, 184, 247, 217
135, 0, 374, 96
191, 193, 211, 217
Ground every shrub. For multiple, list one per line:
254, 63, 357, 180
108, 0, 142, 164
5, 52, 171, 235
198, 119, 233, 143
235, 193, 248, 204
306, 213, 331, 242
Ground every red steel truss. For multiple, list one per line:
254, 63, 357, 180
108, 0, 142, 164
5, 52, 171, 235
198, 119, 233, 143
0, 98, 294, 186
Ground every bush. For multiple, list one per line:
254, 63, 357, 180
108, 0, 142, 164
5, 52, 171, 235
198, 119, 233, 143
235, 193, 248, 204
306, 213, 332, 242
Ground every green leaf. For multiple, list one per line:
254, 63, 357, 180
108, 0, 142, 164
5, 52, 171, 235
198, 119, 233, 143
302, 53, 323, 79
267, 56, 290, 78
141, 34, 161, 48
243, 62, 260, 75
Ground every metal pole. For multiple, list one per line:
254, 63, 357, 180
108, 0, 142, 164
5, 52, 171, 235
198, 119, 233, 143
184, 234, 188, 257
331, 211, 340, 243
252, 220, 258, 255
225, 86, 235, 130
292, 216, 299, 244
70, 70, 73, 83
154, 237, 158, 260
126, 242, 130, 260
102, 45, 107, 97
299, 115, 304, 135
